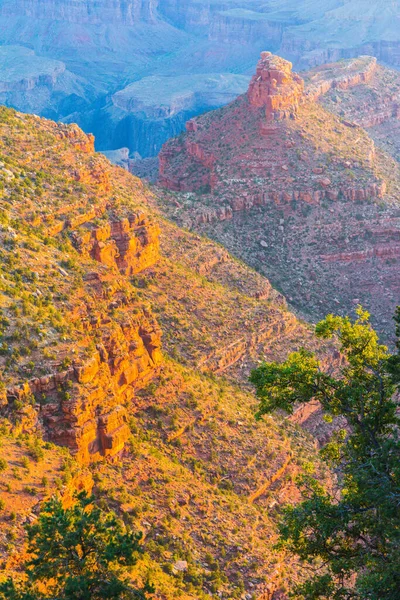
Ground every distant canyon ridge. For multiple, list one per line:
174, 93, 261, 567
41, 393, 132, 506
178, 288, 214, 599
0, 0, 400, 158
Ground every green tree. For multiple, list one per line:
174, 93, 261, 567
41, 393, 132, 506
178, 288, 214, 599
250, 307, 400, 600
0, 492, 152, 600
387, 306, 400, 383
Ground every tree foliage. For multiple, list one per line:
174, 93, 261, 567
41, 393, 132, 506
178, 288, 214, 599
250, 307, 400, 599
0, 492, 151, 600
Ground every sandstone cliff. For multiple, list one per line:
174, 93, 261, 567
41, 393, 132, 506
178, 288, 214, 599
0, 110, 162, 463
247, 52, 304, 121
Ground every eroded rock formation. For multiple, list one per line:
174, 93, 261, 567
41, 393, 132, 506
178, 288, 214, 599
311, 57, 400, 133
6, 273, 162, 464
248, 52, 304, 121
304, 56, 378, 102
73, 214, 160, 275
1, 114, 163, 464
159, 52, 384, 204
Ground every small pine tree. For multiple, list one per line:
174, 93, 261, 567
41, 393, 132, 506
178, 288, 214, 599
0, 491, 152, 600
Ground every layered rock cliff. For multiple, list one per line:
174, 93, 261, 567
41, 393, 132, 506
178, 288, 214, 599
8, 288, 162, 464
157, 53, 400, 340
310, 58, 400, 159
0, 0, 160, 24
1, 0, 400, 160
304, 56, 379, 102
208, 8, 287, 47
0, 110, 162, 463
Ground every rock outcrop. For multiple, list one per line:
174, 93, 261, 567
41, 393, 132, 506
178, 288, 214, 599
7, 292, 162, 463
0, 45, 92, 120
304, 56, 378, 102
248, 52, 304, 121
0, 46, 66, 93
0, 112, 163, 464
5, 242, 163, 464
312, 57, 400, 130
73, 214, 160, 275
305, 57, 400, 169
159, 52, 384, 203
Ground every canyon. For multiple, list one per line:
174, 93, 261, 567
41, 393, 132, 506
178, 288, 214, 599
280, 0, 400, 69
0, 0, 400, 159
0, 4, 400, 597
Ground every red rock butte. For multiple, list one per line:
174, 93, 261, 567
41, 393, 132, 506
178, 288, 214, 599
248, 52, 304, 122
157, 53, 400, 345
159, 52, 385, 208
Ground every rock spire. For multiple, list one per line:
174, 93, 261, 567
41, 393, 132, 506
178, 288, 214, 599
247, 51, 304, 121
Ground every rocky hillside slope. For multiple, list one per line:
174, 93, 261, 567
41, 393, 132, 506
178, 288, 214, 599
157, 53, 400, 341
0, 106, 336, 599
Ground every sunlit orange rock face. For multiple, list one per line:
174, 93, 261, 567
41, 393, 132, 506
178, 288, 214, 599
73, 214, 160, 275
39, 312, 161, 464
0, 113, 163, 464
6, 262, 162, 464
